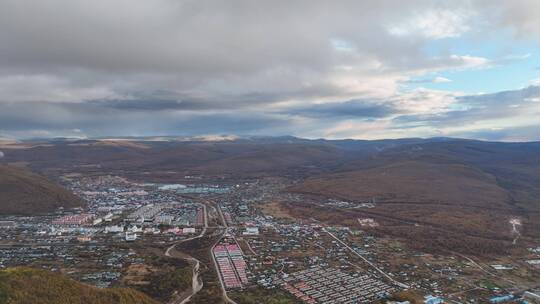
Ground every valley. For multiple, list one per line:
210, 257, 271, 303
0, 137, 539, 304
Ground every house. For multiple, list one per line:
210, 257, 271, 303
105, 225, 124, 233
243, 227, 259, 235
125, 232, 137, 242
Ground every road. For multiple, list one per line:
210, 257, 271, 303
165, 203, 208, 304
206, 199, 238, 304
323, 228, 410, 289
210, 233, 238, 304
447, 250, 518, 286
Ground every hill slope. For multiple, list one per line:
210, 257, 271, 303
0, 268, 158, 304
290, 160, 511, 207
0, 165, 83, 215
289, 140, 540, 255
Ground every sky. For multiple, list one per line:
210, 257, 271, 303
1, 0, 540, 141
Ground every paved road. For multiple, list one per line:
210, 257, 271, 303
205, 198, 238, 304
165, 203, 208, 304
210, 233, 238, 304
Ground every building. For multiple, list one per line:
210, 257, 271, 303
524, 291, 540, 302
243, 227, 259, 235
425, 295, 444, 304
125, 232, 137, 242
52, 214, 94, 226
183, 227, 196, 234
489, 295, 514, 303
77, 236, 92, 242
93, 218, 103, 225
155, 215, 174, 225
105, 225, 124, 233
0, 221, 16, 228
103, 212, 114, 222
127, 225, 143, 233
144, 227, 160, 234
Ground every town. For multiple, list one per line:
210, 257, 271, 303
1, 172, 539, 304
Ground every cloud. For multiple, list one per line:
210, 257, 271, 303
433, 76, 452, 83
391, 85, 540, 140
284, 100, 397, 119
531, 79, 540, 86
407, 76, 452, 84
481, 0, 540, 38
0, 1, 539, 140
447, 55, 490, 69
502, 53, 531, 61
448, 125, 540, 142
387, 9, 473, 39
0, 99, 293, 138
456, 85, 540, 107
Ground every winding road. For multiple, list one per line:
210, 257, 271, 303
165, 198, 237, 304
165, 204, 208, 304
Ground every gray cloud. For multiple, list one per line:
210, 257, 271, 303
456, 85, 540, 106
449, 125, 540, 142
0, 1, 539, 140
0, 100, 292, 138
390, 85, 540, 140
284, 100, 397, 119
93, 99, 219, 111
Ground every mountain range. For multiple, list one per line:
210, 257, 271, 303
1, 136, 539, 254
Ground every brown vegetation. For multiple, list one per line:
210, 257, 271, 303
0, 267, 158, 304
284, 201, 514, 256
290, 160, 511, 207
0, 165, 83, 215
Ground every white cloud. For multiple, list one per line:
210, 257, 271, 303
387, 9, 472, 39
392, 88, 457, 114
502, 53, 531, 60
433, 76, 452, 83
448, 55, 490, 69
530, 78, 540, 86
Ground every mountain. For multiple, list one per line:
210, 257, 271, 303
291, 160, 511, 207
2, 136, 540, 254
0, 139, 344, 177
0, 165, 84, 215
289, 139, 540, 255
0, 268, 158, 304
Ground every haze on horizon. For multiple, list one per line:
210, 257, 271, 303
1, 0, 540, 141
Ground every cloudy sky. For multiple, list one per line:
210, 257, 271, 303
1, 0, 540, 141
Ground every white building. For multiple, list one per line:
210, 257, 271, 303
103, 213, 114, 222
243, 227, 259, 235
105, 225, 124, 233
128, 225, 143, 233
183, 227, 196, 234
125, 232, 137, 241
93, 218, 103, 225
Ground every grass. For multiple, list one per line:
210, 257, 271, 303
0, 267, 158, 304
229, 286, 301, 304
